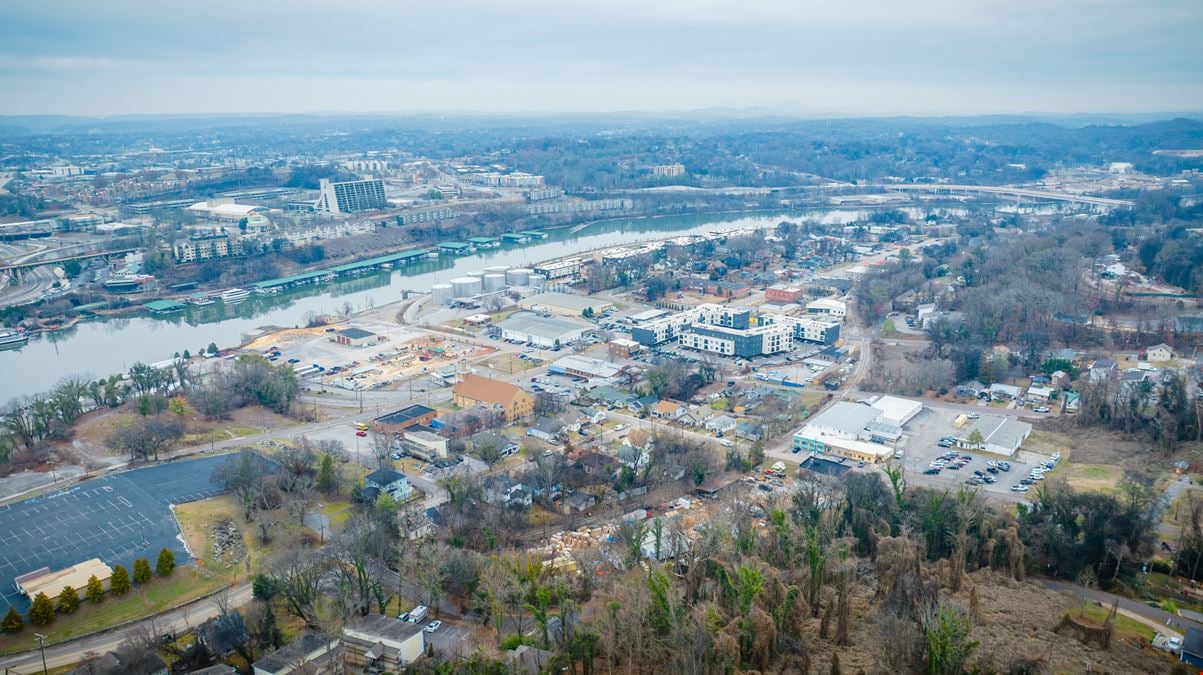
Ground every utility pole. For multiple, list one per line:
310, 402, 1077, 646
35, 633, 48, 675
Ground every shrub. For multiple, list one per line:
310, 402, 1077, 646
86, 575, 105, 603
156, 548, 176, 577
500, 633, 528, 650
58, 585, 81, 613
28, 593, 54, 626
133, 558, 153, 584
110, 564, 131, 594
1, 607, 23, 633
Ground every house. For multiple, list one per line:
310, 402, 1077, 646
1180, 625, 1203, 667
67, 651, 168, 675
576, 450, 620, 476
629, 394, 660, 414
560, 491, 598, 514
364, 468, 413, 501
616, 445, 650, 471
341, 614, 426, 671
527, 416, 565, 442
507, 645, 555, 675
452, 373, 535, 421
472, 431, 518, 456
558, 409, 586, 434
1147, 343, 1174, 362
705, 415, 738, 435
956, 380, 986, 398
579, 407, 606, 425
988, 383, 1022, 401
587, 385, 635, 409
1089, 359, 1118, 382
1026, 386, 1055, 402
252, 632, 340, 675
483, 475, 532, 507
735, 421, 763, 441
639, 518, 690, 560
651, 400, 688, 421
623, 429, 652, 452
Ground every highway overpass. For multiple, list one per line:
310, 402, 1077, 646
880, 183, 1133, 207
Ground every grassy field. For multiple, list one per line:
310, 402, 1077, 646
1059, 462, 1123, 494
0, 569, 228, 655
184, 425, 260, 445
175, 495, 277, 580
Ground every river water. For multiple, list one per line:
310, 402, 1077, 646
0, 207, 915, 400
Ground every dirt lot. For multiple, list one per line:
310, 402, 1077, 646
1031, 418, 1203, 485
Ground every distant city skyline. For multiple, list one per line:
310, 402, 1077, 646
1, 0, 1201, 116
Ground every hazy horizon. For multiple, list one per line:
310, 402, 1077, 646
2, 0, 1201, 117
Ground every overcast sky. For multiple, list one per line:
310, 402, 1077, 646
1, 0, 1200, 116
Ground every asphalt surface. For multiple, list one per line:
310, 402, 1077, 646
0, 454, 246, 613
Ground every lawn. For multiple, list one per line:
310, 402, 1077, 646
1075, 602, 1157, 643
184, 425, 260, 446
1059, 462, 1123, 494
0, 569, 228, 655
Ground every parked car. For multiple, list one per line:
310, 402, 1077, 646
1033, 406, 1051, 413
1010, 485, 1030, 492
923, 468, 941, 475
355, 430, 367, 437
426, 620, 442, 633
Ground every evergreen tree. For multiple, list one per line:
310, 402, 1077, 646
133, 558, 153, 584
58, 585, 81, 613
86, 575, 105, 603
110, 564, 131, 595
317, 453, 337, 494
156, 548, 176, 577
28, 593, 54, 626
1, 606, 23, 633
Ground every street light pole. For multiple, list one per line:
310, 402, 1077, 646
35, 633, 48, 675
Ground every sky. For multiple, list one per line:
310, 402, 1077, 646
1, 0, 1201, 117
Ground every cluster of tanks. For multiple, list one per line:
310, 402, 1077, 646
430, 265, 546, 305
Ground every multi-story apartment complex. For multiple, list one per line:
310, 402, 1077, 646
467, 172, 545, 188
632, 303, 840, 357
344, 159, 390, 174
652, 163, 685, 178
397, 207, 456, 225
172, 232, 234, 263
314, 178, 387, 213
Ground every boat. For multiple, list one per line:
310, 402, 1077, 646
0, 329, 29, 350
220, 288, 251, 302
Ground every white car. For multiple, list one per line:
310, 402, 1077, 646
614, 424, 626, 432
426, 620, 442, 633
718, 439, 735, 448
1033, 406, 1051, 413
1010, 485, 1030, 492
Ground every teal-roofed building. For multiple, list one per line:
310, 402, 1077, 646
467, 236, 499, 248
144, 299, 187, 314
502, 233, 530, 244
437, 242, 472, 255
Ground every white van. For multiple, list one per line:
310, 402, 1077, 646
402, 605, 429, 623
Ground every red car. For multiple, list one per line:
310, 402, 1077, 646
356, 430, 367, 437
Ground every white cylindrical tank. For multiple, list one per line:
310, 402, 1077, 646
483, 273, 506, 291
466, 270, 485, 279
451, 276, 482, 297
431, 284, 454, 305
529, 274, 546, 288
485, 265, 509, 275
506, 268, 531, 286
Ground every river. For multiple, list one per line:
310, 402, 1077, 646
0, 207, 927, 400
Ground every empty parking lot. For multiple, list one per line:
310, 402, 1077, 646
0, 453, 249, 612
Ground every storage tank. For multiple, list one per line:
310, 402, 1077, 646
431, 284, 454, 305
466, 270, 485, 279
485, 265, 509, 275
483, 273, 506, 291
529, 274, 546, 288
451, 276, 482, 297
506, 268, 532, 286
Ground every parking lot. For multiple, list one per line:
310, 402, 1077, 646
896, 404, 1058, 502
0, 453, 247, 612
425, 620, 474, 659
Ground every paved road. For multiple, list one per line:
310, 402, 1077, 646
0, 583, 253, 673
1039, 578, 1197, 634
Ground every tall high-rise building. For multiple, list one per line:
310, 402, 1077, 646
315, 178, 387, 213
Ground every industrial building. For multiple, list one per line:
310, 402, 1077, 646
334, 327, 378, 347
805, 297, 847, 319
16, 558, 113, 599
632, 303, 840, 357
549, 355, 623, 379
953, 414, 1032, 457
792, 397, 923, 463
314, 178, 387, 213
498, 312, 590, 348
518, 292, 612, 317
374, 404, 437, 434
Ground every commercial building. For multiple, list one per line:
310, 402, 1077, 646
632, 303, 840, 356
517, 291, 612, 317
608, 338, 641, 358
532, 259, 586, 281
792, 398, 924, 464
341, 614, 426, 671
401, 428, 449, 461
652, 163, 686, 177
186, 200, 264, 222
314, 178, 387, 213
498, 312, 591, 348
172, 232, 233, 263
954, 414, 1031, 457
765, 284, 806, 303
16, 559, 113, 599
374, 404, 437, 434
549, 355, 623, 380
334, 327, 378, 347
452, 373, 535, 421
805, 298, 847, 319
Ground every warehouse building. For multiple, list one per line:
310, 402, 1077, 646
792, 398, 924, 464
374, 404, 437, 434
517, 292, 613, 317
953, 414, 1031, 457
498, 311, 591, 348
334, 327, 379, 347
549, 355, 623, 380
805, 297, 847, 319
16, 559, 113, 599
